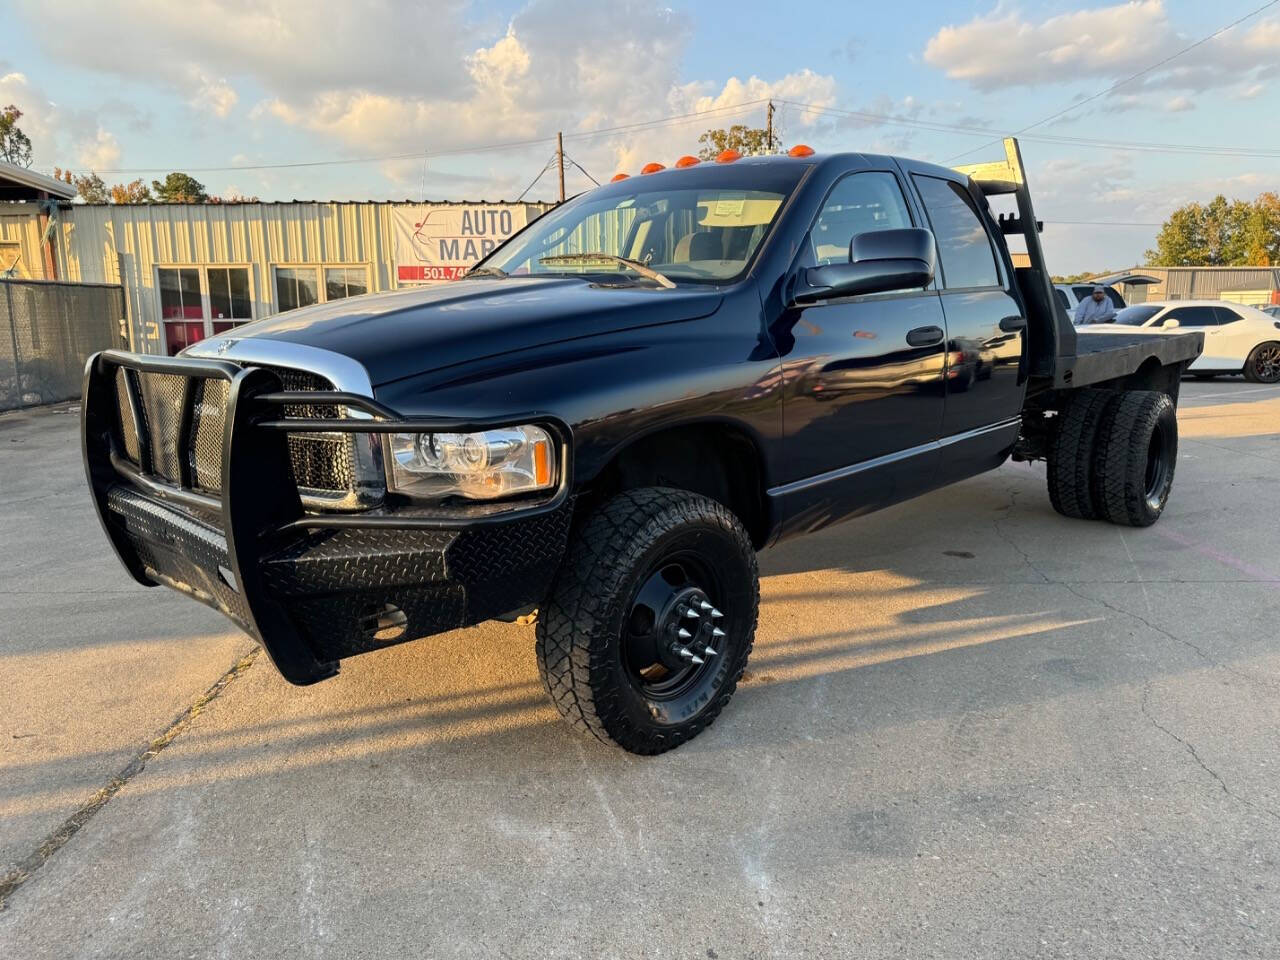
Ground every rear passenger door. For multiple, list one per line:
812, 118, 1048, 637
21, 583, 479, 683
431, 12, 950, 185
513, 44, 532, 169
908, 173, 1027, 438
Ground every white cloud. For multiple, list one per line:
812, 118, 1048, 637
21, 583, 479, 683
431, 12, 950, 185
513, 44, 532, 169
923, 1, 1280, 95
0, 65, 123, 173
1164, 95, 1193, 112
76, 129, 121, 169
1237, 82, 1265, 99
188, 71, 238, 118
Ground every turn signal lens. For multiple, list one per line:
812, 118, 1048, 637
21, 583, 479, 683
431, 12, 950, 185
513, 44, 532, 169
675, 155, 700, 168
640, 162, 666, 175
788, 144, 815, 157
715, 149, 741, 163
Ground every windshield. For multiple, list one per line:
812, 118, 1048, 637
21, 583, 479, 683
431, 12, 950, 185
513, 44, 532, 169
480, 165, 806, 284
1115, 305, 1161, 326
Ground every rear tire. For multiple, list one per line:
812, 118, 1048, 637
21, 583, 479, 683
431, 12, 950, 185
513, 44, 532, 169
1091, 391, 1178, 527
536, 488, 758, 755
1243, 342, 1280, 383
1047, 389, 1112, 520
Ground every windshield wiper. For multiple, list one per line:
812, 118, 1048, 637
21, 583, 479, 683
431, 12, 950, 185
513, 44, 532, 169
537, 253, 676, 289
463, 265, 508, 279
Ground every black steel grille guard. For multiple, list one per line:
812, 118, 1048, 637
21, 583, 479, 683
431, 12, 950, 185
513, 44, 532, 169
81, 349, 573, 685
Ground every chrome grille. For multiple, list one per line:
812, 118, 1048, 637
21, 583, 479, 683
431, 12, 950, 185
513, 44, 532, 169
253, 366, 359, 496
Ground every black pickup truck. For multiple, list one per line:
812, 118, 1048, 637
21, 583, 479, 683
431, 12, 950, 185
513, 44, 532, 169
82, 138, 1201, 754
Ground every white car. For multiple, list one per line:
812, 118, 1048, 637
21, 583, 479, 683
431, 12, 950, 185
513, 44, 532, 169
1084, 299, 1280, 383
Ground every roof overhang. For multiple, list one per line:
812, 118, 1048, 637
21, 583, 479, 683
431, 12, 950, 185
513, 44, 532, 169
0, 159, 76, 202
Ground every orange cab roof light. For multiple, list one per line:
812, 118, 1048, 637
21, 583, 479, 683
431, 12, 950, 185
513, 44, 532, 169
610, 172, 630, 182
788, 144, 815, 157
674, 155, 700, 168
715, 149, 741, 164
640, 162, 666, 175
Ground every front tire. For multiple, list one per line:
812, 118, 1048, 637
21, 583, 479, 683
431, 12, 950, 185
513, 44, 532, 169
536, 488, 758, 755
1243, 342, 1280, 383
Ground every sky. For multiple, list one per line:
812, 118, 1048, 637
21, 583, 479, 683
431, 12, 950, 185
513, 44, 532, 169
1, 0, 1277, 273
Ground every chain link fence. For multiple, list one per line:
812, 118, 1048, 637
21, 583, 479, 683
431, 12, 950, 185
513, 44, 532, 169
1, 279, 126, 411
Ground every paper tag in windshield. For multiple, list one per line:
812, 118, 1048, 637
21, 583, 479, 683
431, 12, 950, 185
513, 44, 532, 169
714, 193, 746, 217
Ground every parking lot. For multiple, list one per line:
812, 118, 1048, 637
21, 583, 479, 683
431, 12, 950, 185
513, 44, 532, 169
1, 380, 1278, 959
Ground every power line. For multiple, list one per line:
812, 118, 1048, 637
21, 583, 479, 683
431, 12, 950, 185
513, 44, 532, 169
515, 154, 557, 203
946, 0, 1280, 162
88, 100, 769, 176
563, 154, 599, 186
777, 99, 1280, 160
1042, 220, 1166, 227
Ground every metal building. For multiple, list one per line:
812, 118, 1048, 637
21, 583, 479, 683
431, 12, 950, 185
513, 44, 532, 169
1117, 266, 1280, 305
49, 201, 550, 355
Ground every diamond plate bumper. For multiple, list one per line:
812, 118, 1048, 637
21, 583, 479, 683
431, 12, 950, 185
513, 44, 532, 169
82, 350, 573, 685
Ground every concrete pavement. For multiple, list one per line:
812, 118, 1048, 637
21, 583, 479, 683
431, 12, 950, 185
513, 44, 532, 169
1, 380, 1277, 959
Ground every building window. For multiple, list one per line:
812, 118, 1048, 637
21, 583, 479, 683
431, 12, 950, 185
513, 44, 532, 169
274, 264, 370, 312
157, 265, 254, 355
325, 266, 368, 301
207, 267, 253, 333
275, 267, 319, 312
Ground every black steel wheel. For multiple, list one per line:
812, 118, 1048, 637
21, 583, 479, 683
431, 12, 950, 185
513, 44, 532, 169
1244, 342, 1280, 383
536, 488, 758, 754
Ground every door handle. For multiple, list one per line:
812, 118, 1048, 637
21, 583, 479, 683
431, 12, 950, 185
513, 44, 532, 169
905, 325, 944, 347
1000, 315, 1027, 332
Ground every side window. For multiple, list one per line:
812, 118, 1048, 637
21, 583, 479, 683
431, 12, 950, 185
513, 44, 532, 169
1053, 288, 1070, 311
913, 175, 1000, 289
1214, 306, 1242, 325
809, 172, 912, 267
1165, 306, 1219, 326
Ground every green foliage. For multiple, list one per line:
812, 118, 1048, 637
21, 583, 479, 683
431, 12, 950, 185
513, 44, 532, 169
1146, 193, 1280, 267
74, 172, 109, 203
696, 125, 773, 161
0, 104, 33, 167
151, 171, 208, 204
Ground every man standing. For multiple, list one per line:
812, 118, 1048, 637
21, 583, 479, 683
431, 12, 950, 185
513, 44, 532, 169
1075, 285, 1117, 325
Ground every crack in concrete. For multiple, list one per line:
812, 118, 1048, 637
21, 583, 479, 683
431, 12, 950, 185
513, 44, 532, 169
1140, 681, 1280, 823
993, 484, 1051, 584
1061, 580, 1280, 693
0, 647, 260, 910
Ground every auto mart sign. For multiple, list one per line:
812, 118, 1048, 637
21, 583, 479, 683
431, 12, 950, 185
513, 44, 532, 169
393, 204, 528, 283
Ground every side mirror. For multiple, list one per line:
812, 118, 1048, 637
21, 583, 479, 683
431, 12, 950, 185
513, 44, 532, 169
1162, 318, 1180, 329
794, 228, 935, 305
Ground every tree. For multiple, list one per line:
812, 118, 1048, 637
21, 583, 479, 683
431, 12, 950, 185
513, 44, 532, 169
54, 167, 110, 203
1, 104, 34, 167
696, 124, 773, 161
110, 179, 153, 204
1147, 192, 1280, 266
151, 171, 208, 203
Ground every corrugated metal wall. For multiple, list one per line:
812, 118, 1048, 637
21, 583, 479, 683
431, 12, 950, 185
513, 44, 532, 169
0, 206, 50, 280
52, 201, 551, 354
1124, 267, 1280, 303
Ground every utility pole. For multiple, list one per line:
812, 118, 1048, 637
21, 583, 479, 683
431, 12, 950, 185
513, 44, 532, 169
556, 131, 566, 203
766, 101, 775, 153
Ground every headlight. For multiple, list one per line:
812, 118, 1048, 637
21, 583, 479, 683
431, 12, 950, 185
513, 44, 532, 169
386, 425, 555, 501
